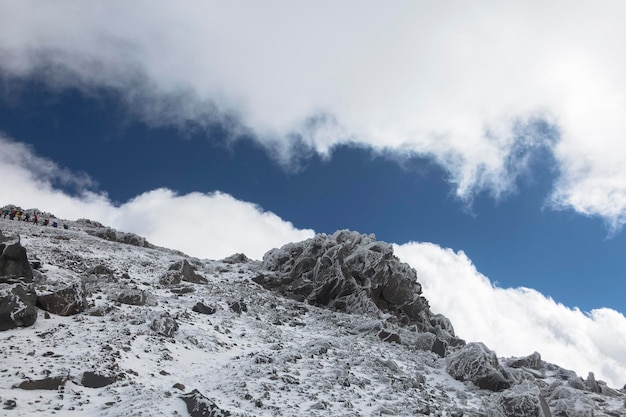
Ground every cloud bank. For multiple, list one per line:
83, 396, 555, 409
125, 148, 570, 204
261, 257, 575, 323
0, 135, 313, 259
394, 242, 626, 388
2, 1, 626, 227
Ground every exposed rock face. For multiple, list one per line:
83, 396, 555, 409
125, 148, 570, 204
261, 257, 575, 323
161, 260, 208, 285
508, 351, 542, 370
86, 227, 151, 247
257, 230, 462, 348
192, 302, 216, 315
446, 342, 511, 392
0, 283, 37, 331
545, 383, 594, 417
221, 253, 250, 264
36, 283, 88, 316
0, 240, 33, 283
180, 389, 231, 417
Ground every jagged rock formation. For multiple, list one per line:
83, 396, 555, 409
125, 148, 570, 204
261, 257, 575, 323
256, 230, 464, 356
446, 342, 512, 391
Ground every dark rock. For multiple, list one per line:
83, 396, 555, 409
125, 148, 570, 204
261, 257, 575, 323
180, 389, 231, 417
88, 264, 114, 275
117, 289, 147, 306
0, 240, 33, 283
431, 338, 447, 358
86, 228, 151, 248
229, 301, 247, 314
221, 253, 250, 264
508, 351, 542, 370
36, 283, 88, 316
16, 376, 66, 390
378, 330, 401, 344
446, 342, 511, 392
260, 230, 451, 336
81, 371, 117, 388
151, 313, 178, 337
586, 372, 601, 393
0, 284, 37, 331
173, 382, 186, 391
193, 302, 217, 315
3, 399, 17, 410
162, 260, 208, 285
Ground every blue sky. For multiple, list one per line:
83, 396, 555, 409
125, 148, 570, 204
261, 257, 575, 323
2, 1, 626, 385
2, 79, 624, 314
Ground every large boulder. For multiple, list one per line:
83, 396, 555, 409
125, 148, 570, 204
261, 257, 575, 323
0, 284, 37, 331
257, 230, 452, 336
0, 240, 33, 283
487, 382, 547, 417
36, 283, 88, 316
446, 342, 511, 391
161, 260, 207, 285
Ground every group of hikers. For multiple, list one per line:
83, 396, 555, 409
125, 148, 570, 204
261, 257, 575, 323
2, 208, 68, 229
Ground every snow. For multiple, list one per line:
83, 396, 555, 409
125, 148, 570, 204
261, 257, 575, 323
0, 217, 624, 416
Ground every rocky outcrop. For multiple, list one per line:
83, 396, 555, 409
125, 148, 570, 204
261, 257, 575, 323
161, 260, 208, 285
86, 227, 151, 248
36, 283, 88, 316
0, 239, 33, 283
180, 389, 231, 417
0, 283, 37, 331
257, 230, 463, 349
221, 253, 250, 264
446, 342, 511, 391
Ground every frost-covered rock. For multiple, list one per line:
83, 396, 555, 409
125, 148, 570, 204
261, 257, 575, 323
151, 312, 178, 337
36, 282, 88, 316
0, 283, 37, 331
117, 289, 147, 305
507, 351, 542, 370
487, 382, 545, 417
546, 382, 594, 417
0, 239, 33, 283
180, 389, 231, 416
221, 253, 250, 264
258, 230, 461, 346
446, 342, 511, 391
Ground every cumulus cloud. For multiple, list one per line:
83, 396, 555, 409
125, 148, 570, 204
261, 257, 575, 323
3, 1, 626, 225
0, 134, 313, 259
394, 241, 626, 388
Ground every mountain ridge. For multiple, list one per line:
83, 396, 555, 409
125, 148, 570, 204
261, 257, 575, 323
0, 208, 624, 416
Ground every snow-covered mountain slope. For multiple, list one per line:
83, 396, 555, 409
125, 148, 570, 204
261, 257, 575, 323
0, 212, 624, 416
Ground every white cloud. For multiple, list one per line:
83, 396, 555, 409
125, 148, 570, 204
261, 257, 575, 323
394, 241, 626, 388
3, 2, 626, 224
0, 135, 313, 259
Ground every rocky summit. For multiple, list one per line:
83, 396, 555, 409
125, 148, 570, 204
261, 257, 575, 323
0, 209, 624, 416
